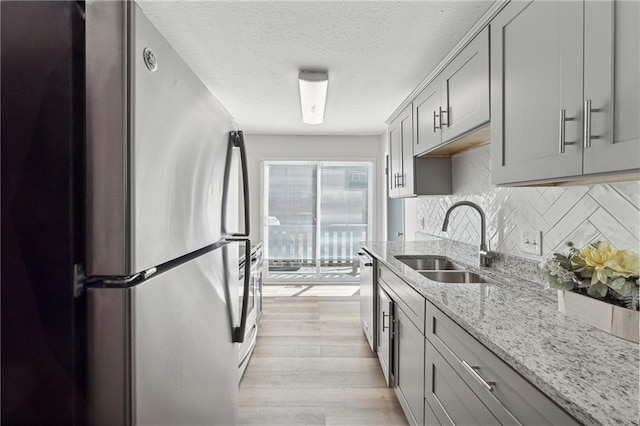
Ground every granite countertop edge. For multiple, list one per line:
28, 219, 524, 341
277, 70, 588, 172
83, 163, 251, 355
361, 241, 639, 426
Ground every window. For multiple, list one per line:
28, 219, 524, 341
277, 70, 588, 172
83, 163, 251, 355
263, 161, 373, 282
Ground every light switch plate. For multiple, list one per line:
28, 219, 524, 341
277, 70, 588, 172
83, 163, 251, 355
520, 230, 542, 255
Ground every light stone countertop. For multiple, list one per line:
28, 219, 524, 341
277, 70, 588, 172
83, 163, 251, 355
361, 240, 639, 426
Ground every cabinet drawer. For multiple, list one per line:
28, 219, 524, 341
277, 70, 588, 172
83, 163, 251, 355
425, 339, 499, 426
425, 302, 579, 425
378, 265, 425, 334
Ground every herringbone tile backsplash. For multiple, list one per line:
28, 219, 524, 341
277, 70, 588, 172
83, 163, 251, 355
415, 145, 640, 259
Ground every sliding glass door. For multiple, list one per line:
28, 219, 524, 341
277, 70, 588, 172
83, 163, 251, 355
264, 161, 373, 282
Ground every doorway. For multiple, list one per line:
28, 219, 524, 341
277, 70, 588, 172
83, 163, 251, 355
263, 161, 373, 283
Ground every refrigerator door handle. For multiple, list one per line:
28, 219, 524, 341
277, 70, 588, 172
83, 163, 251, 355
229, 130, 251, 238
232, 240, 252, 343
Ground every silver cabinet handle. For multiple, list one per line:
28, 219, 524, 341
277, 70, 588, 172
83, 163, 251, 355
462, 360, 495, 392
399, 173, 405, 188
439, 106, 449, 127
433, 110, 441, 131
584, 99, 592, 148
558, 109, 575, 154
382, 311, 390, 331
396, 231, 403, 237
391, 318, 400, 336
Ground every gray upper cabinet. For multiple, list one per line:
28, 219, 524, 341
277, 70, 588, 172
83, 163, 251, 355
583, 0, 640, 174
413, 79, 442, 156
491, 0, 583, 184
388, 117, 403, 198
389, 105, 453, 198
399, 107, 415, 197
491, 0, 639, 185
413, 27, 490, 157
440, 26, 490, 144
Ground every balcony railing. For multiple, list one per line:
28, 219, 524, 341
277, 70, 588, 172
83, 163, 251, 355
267, 223, 367, 271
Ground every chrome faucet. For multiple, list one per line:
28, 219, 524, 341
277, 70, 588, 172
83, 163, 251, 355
442, 201, 496, 267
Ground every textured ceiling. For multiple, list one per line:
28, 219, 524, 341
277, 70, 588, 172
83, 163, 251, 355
137, 1, 493, 135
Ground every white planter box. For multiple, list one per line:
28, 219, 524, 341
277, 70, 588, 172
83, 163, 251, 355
558, 290, 639, 343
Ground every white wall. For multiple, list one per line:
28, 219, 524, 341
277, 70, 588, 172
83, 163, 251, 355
407, 144, 640, 260
244, 134, 385, 244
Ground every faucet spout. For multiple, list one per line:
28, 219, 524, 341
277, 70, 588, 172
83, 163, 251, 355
441, 201, 495, 267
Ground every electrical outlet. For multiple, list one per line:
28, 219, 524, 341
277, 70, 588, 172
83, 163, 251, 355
520, 230, 542, 255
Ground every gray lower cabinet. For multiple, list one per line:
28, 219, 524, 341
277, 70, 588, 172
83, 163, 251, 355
394, 306, 425, 426
425, 339, 499, 426
377, 286, 393, 387
371, 262, 578, 425
491, 0, 639, 185
426, 302, 580, 425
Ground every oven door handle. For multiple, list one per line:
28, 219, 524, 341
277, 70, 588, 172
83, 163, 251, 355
356, 251, 373, 267
238, 323, 258, 367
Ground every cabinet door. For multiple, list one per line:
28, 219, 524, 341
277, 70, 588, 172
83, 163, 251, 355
388, 119, 402, 198
583, 0, 640, 174
398, 105, 415, 197
441, 27, 490, 143
395, 307, 424, 426
491, 0, 584, 185
413, 78, 442, 156
377, 287, 393, 386
358, 253, 375, 352
425, 340, 499, 426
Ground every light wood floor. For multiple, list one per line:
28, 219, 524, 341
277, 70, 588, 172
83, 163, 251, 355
238, 293, 408, 426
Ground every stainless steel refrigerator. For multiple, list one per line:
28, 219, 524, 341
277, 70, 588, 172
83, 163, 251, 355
84, 1, 250, 424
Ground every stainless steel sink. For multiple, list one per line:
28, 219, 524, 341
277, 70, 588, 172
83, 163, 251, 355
419, 270, 496, 284
395, 256, 465, 271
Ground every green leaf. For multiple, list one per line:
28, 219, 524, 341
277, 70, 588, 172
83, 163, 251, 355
579, 270, 593, 279
612, 280, 635, 297
587, 283, 608, 298
542, 272, 573, 291
610, 277, 627, 291
553, 280, 575, 291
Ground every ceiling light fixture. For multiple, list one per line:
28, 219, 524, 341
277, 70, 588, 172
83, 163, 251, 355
298, 71, 328, 125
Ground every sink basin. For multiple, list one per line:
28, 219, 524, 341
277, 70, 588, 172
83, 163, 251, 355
395, 256, 465, 271
420, 270, 496, 284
